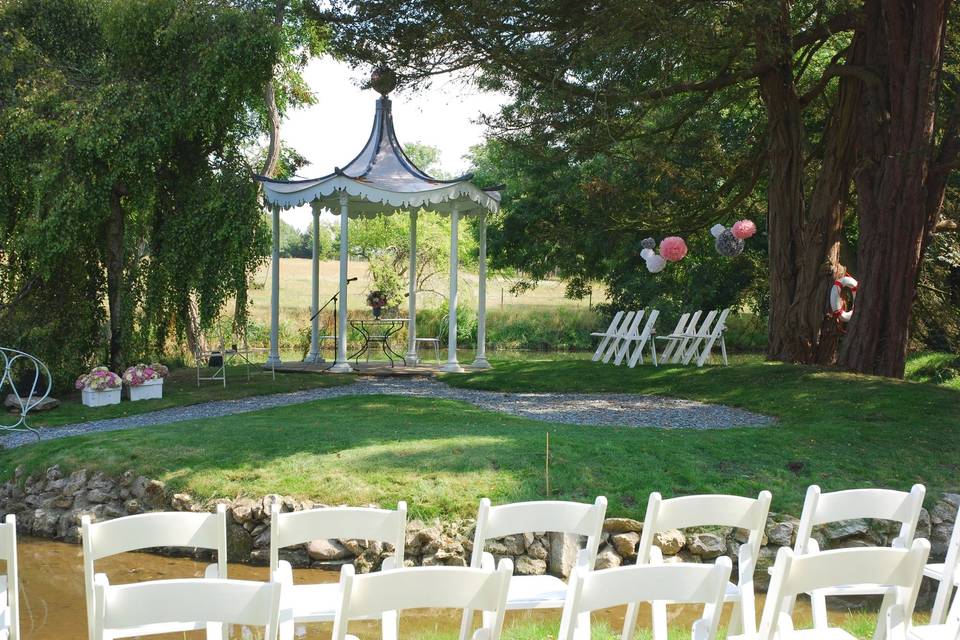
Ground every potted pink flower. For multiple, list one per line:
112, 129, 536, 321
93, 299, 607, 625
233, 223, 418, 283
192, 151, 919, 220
75, 366, 122, 407
123, 363, 168, 401
366, 290, 389, 319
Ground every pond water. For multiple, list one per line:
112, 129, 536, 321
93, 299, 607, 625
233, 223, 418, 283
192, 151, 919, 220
12, 537, 856, 639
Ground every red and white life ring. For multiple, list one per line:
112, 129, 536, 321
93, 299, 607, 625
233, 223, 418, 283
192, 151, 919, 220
830, 274, 858, 322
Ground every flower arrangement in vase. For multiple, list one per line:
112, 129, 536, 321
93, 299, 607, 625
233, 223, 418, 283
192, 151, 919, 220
123, 363, 169, 401
366, 290, 389, 319
75, 367, 122, 407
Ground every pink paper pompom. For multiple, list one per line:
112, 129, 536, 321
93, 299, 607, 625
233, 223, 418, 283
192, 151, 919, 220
732, 219, 757, 240
659, 236, 688, 262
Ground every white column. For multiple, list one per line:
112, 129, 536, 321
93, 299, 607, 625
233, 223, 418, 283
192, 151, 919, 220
267, 204, 282, 366
405, 210, 419, 364
472, 212, 491, 368
330, 192, 353, 373
442, 205, 464, 372
306, 201, 322, 363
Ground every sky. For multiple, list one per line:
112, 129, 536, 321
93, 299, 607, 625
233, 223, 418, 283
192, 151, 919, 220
278, 57, 508, 231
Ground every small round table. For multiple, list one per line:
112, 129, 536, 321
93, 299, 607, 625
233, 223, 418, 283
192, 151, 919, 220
349, 318, 409, 366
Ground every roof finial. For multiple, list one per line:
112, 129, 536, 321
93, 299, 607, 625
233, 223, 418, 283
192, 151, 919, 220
368, 66, 398, 96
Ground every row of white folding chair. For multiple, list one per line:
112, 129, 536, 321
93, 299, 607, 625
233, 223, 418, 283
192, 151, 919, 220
655, 308, 730, 367
590, 310, 659, 367
0, 515, 18, 640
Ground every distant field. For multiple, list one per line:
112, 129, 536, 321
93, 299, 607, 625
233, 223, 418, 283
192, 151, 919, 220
244, 258, 606, 328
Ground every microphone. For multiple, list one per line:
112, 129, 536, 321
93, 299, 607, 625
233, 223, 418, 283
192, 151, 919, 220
346, 277, 358, 283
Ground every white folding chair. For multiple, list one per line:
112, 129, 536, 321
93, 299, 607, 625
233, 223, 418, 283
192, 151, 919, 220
908, 579, 960, 639
634, 491, 771, 639
0, 515, 19, 640
690, 308, 731, 366
559, 550, 731, 640
671, 309, 717, 364
926, 517, 960, 626
333, 558, 512, 640
731, 540, 930, 640
81, 506, 228, 640
92, 576, 281, 640
270, 501, 407, 640
789, 485, 926, 637
655, 311, 697, 363
601, 311, 636, 363
591, 311, 625, 361
617, 310, 660, 368
460, 497, 607, 640
611, 311, 646, 365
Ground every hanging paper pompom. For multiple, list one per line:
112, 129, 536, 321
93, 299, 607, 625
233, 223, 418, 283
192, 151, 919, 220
645, 254, 667, 273
659, 236, 688, 262
640, 248, 655, 260
710, 223, 726, 238
732, 219, 757, 240
641, 237, 657, 250
715, 229, 745, 257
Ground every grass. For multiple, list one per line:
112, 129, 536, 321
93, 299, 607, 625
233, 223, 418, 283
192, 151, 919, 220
23, 364, 353, 428
3, 354, 959, 520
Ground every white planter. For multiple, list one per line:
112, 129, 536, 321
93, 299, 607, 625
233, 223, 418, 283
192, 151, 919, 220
81, 387, 121, 407
128, 378, 164, 401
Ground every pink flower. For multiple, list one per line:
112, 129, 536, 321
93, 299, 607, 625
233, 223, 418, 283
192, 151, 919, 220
659, 236, 688, 262
732, 219, 757, 240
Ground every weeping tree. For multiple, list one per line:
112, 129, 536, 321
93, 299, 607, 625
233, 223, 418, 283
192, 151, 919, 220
322, 0, 960, 377
0, 0, 281, 380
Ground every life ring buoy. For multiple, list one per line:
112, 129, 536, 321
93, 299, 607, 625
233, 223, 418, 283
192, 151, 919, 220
830, 275, 858, 322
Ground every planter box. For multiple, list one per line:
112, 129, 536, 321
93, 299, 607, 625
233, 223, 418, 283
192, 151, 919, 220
81, 387, 121, 407
128, 378, 163, 402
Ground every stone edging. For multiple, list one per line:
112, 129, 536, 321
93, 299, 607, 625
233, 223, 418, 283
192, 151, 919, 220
1, 466, 956, 592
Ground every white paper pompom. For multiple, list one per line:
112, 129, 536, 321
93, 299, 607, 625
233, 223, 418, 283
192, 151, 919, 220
645, 254, 667, 273
640, 248, 654, 260
711, 223, 726, 238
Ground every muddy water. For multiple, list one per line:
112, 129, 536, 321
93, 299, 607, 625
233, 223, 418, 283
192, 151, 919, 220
12, 537, 847, 639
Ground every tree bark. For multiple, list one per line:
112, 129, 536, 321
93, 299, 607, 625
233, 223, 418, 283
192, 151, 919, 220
106, 182, 127, 372
838, 0, 953, 377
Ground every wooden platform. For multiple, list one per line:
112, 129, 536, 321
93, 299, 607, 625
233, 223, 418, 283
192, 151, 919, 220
269, 360, 481, 377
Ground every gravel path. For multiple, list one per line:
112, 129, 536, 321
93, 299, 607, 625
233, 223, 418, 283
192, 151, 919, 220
1, 377, 774, 448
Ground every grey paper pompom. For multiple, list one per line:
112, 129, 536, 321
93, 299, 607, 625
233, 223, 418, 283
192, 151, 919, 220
641, 237, 656, 250
715, 229, 745, 257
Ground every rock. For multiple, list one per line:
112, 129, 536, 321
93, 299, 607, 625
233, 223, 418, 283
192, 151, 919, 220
526, 540, 549, 560
823, 519, 870, 542
86, 489, 114, 504
342, 539, 367, 556
754, 546, 785, 591
595, 545, 622, 570
45, 466, 63, 482
230, 498, 257, 524
515, 555, 547, 575
611, 532, 640, 559
917, 508, 932, 540
226, 524, 253, 561
306, 538, 352, 561
279, 548, 311, 568
766, 520, 796, 547
604, 517, 643, 534
487, 534, 526, 556
688, 533, 726, 559
4, 394, 60, 412
653, 529, 685, 556
124, 499, 141, 514
548, 532, 583, 578
171, 493, 195, 512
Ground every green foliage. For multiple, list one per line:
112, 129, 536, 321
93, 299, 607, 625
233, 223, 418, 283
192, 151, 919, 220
0, 0, 283, 385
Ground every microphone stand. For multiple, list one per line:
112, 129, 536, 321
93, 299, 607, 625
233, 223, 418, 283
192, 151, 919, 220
309, 278, 356, 370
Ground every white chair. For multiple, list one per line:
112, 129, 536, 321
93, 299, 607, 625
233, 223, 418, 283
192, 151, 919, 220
926, 517, 960, 626
460, 497, 607, 640
790, 484, 926, 636
907, 583, 960, 639
634, 491, 772, 638
0, 515, 19, 640
601, 311, 637, 363
333, 558, 513, 640
92, 576, 281, 640
610, 311, 645, 365
269, 501, 407, 639
686, 308, 730, 367
616, 309, 659, 368
670, 309, 717, 364
590, 311, 625, 361
415, 314, 448, 364
559, 550, 732, 640
81, 506, 228, 640
655, 311, 698, 363
732, 540, 930, 640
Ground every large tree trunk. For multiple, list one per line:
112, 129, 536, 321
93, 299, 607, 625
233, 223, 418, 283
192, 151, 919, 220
838, 0, 953, 377
106, 182, 127, 372
758, 1, 855, 365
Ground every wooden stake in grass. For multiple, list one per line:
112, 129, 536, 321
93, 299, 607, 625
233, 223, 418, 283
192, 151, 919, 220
545, 431, 551, 497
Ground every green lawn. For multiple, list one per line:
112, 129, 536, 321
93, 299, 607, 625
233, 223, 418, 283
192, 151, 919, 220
3, 355, 959, 521
25, 364, 353, 428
